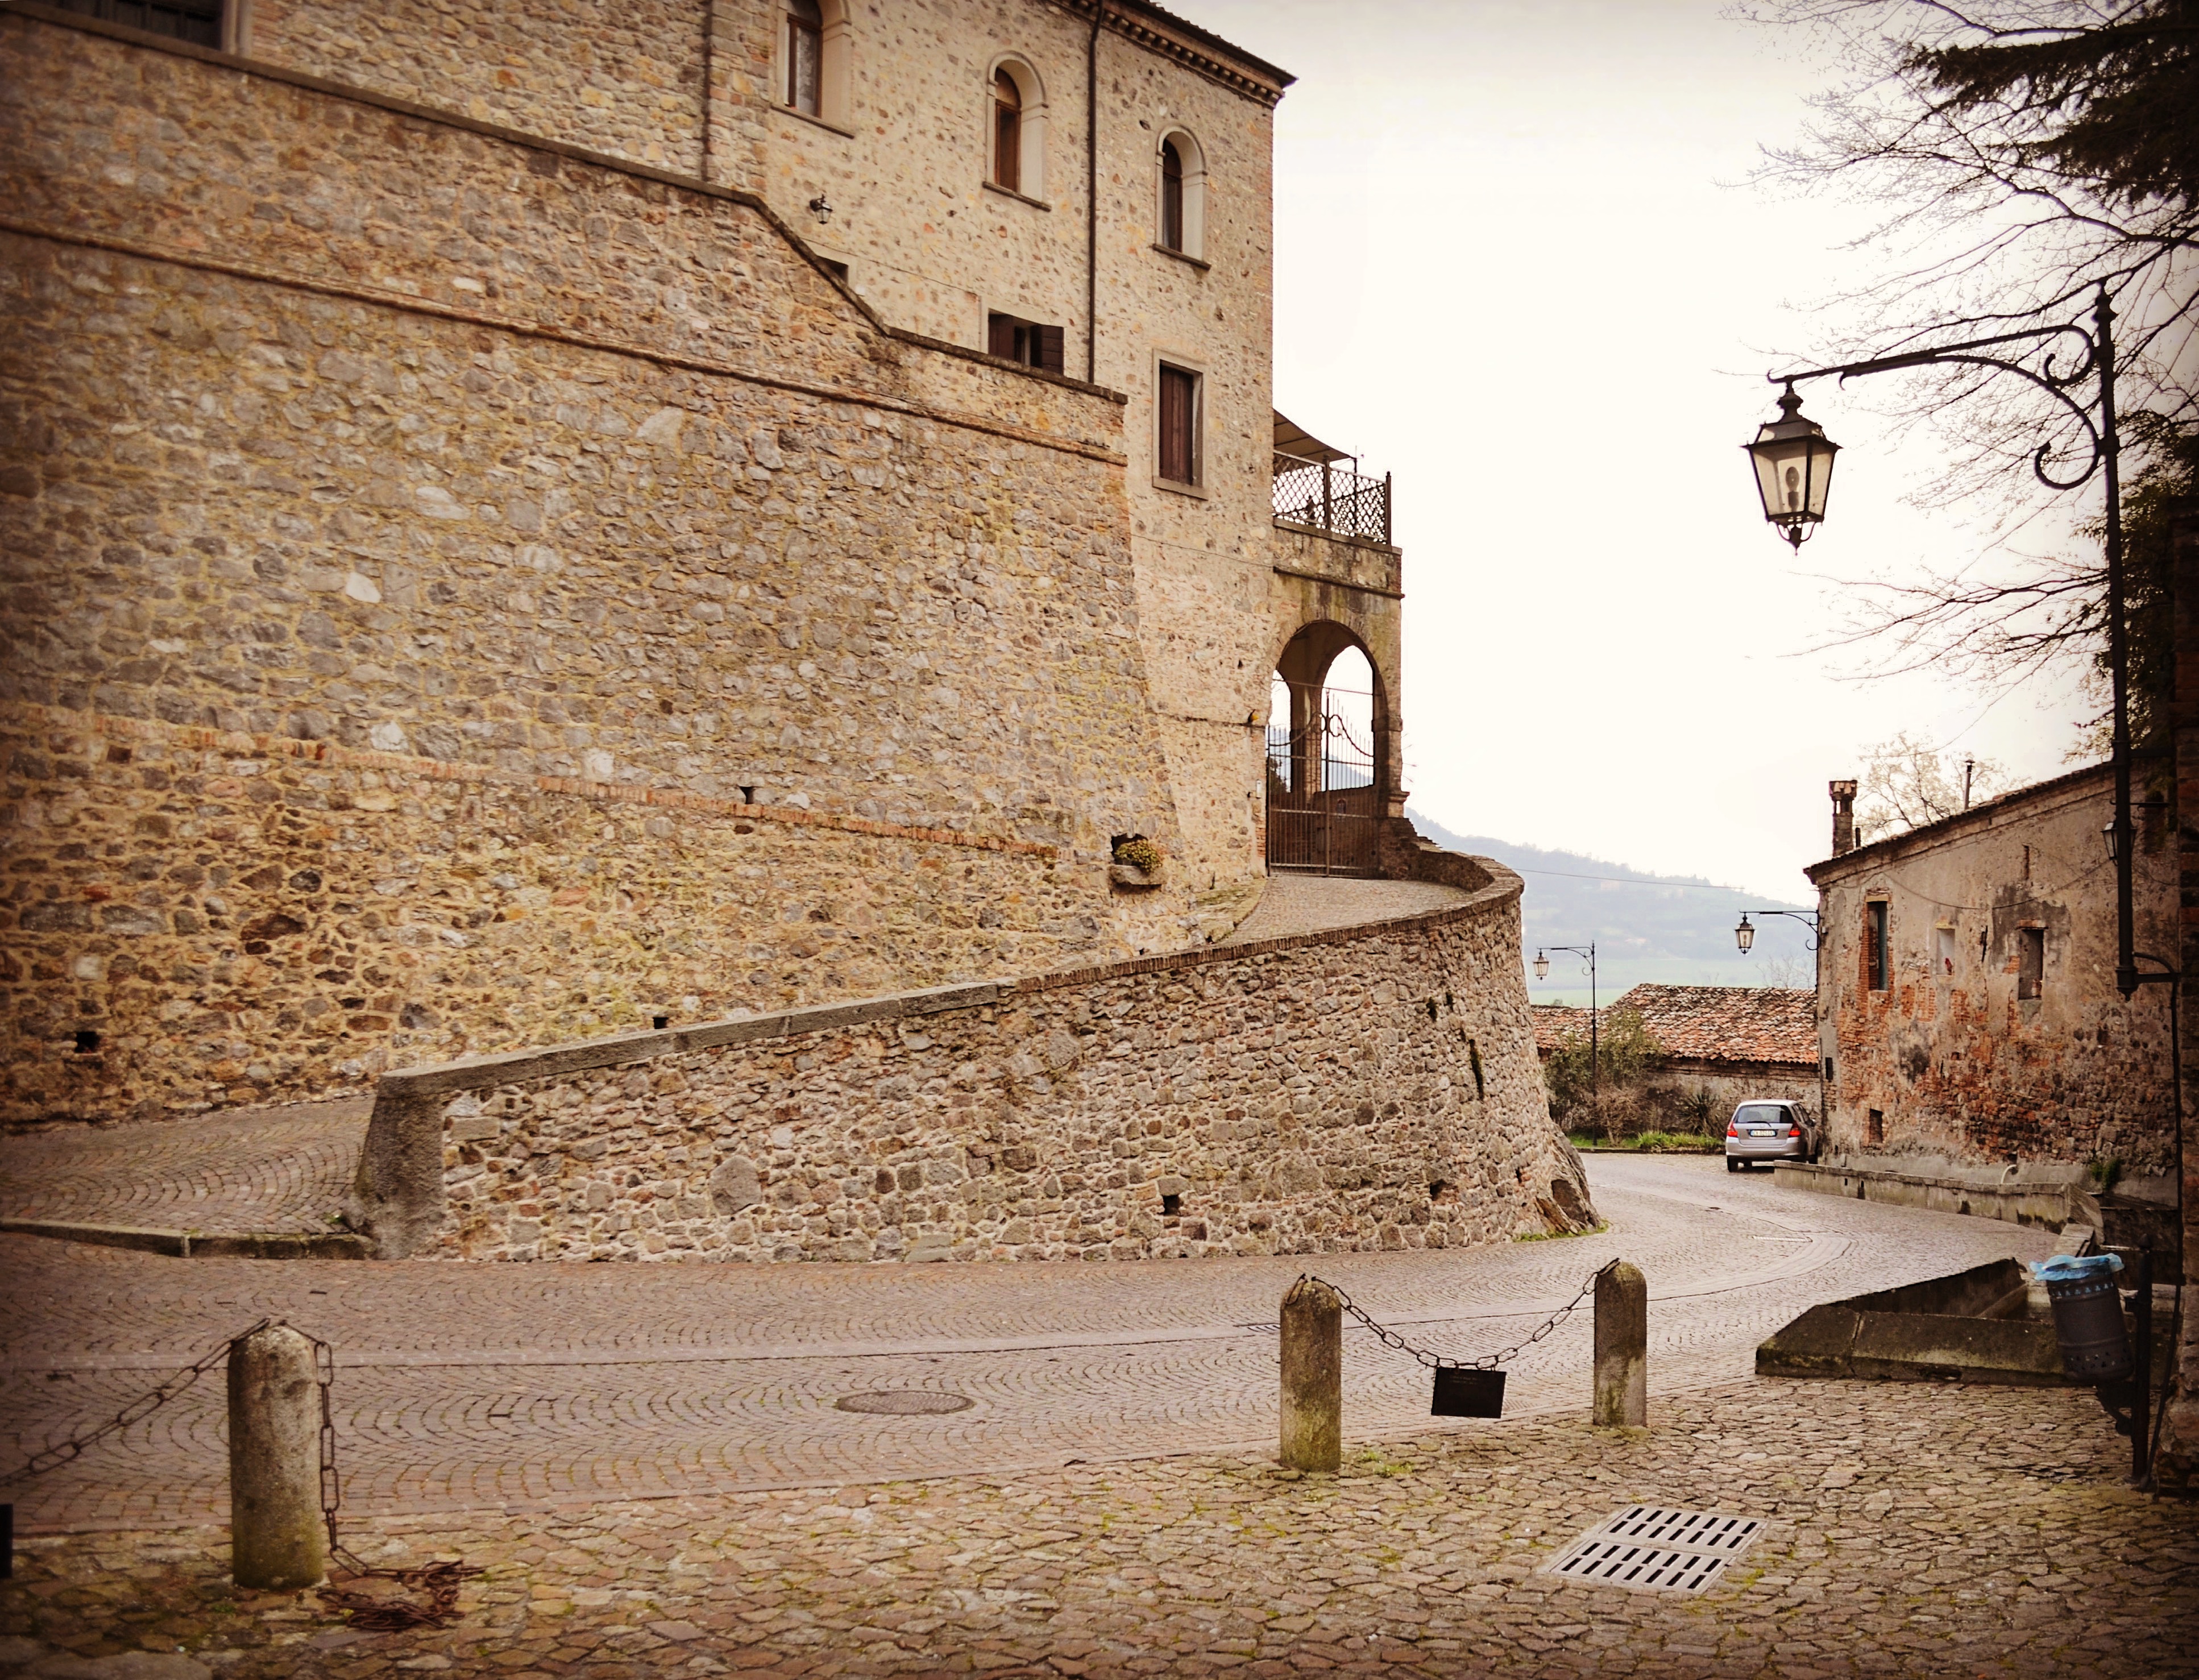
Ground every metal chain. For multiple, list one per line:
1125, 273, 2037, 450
1, 1318, 273, 1487
1304, 1260, 1618, 1371
307, 1331, 367, 1576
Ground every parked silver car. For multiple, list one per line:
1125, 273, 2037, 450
1724, 1101, 1817, 1170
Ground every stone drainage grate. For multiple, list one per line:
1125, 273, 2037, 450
1544, 1505, 1766, 1595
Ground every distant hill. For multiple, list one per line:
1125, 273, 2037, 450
1405, 808, 1819, 1006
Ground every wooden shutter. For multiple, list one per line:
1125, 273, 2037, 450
988, 314, 1016, 360
1037, 325, 1065, 375
1159, 366, 1196, 483
1160, 140, 1184, 250
994, 72, 1022, 192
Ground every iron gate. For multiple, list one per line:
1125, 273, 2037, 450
1265, 679, 1378, 875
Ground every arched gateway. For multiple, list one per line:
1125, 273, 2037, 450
1266, 623, 1389, 875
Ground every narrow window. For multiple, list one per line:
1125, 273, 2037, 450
50, 0, 223, 43
2017, 927, 2044, 1001
1158, 364, 1199, 484
786, 0, 823, 115
993, 70, 1022, 192
1935, 925, 1956, 978
1160, 138, 1185, 251
986, 313, 1063, 373
1864, 901, 1888, 992
1866, 1108, 1885, 1146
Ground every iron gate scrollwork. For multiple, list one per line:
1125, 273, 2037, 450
1265, 678, 1378, 876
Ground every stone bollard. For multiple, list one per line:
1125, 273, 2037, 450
229, 1325, 326, 1589
1279, 1277, 1343, 1472
1593, 1261, 1648, 1428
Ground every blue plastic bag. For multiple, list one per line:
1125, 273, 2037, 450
2028, 1252, 2123, 1284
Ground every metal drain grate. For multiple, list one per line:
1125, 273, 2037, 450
1544, 1505, 1765, 1595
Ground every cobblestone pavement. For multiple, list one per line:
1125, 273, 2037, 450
0, 1100, 370, 1236
2, 1160, 2056, 1538
3, 1378, 2192, 1679
1221, 877, 1471, 945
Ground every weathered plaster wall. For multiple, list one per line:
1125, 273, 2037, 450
0, 14, 1211, 1122
1648, 1063, 1820, 1124
349, 857, 1599, 1263
1807, 765, 2177, 1174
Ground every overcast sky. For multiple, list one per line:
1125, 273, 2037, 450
1189, 0, 2092, 903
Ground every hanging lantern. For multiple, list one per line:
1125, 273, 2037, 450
1744, 384, 1839, 550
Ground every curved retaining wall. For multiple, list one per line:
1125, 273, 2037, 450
348, 854, 1598, 1261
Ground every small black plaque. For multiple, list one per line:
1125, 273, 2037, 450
1431, 1367, 1505, 1418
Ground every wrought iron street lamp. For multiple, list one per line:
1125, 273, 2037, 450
1533, 944, 1598, 1095
1743, 385, 1839, 550
1731, 909, 1829, 1139
1742, 286, 2167, 999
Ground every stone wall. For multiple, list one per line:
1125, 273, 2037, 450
0, 12, 1216, 1122
348, 855, 1599, 1262
1806, 763, 2178, 1175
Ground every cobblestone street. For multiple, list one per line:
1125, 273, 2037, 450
3, 1380, 2192, 1679
2, 1159, 2055, 1534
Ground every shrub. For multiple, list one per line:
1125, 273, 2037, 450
1113, 836, 1163, 874
1543, 1007, 1665, 1127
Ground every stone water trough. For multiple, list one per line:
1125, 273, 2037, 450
1758, 1256, 2075, 1385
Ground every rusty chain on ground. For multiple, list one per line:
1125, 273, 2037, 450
1302, 1259, 1619, 1371
2, 1318, 478, 1631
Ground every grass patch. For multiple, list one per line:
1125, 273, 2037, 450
1516, 1220, 1610, 1242
1569, 1131, 1722, 1155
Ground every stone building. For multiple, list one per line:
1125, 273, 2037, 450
3, 0, 1403, 1122
0, 0, 1590, 1259
1805, 764, 2177, 1179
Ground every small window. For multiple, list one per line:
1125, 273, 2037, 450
1160, 139, 1185, 251
1935, 925, 1956, 977
1866, 1108, 1885, 1146
993, 70, 1022, 192
1158, 363, 1200, 485
2017, 927, 2044, 1001
819, 257, 850, 284
786, 0, 823, 115
49, 0, 222, 43
1865, 900, 1888, 992
986, 312, 1063, 373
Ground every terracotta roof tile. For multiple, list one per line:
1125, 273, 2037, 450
1530, 1003, 1593, 1055
1609, 984, 1816, 1067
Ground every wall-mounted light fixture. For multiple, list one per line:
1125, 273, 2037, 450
807, 194, 833, 224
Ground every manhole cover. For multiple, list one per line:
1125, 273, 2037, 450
835, 1391, 974, 1416
1545, 1505, 1765, 1595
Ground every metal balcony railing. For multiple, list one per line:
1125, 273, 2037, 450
1272, 451, 1392, 546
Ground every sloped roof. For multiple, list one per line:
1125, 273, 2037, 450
1611, 985, 1816, 1067
1530, 1003, 1594, 1055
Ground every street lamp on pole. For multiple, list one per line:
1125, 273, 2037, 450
1741, 287, 2171, 999
1533, 944, 1598, 1095
1733, 909, 1829, 1148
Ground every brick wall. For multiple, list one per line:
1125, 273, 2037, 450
348, 856, 1599, 1262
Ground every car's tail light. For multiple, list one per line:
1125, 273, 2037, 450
1726, 1125, 1740, 1137
1786, 1125, 1800, 1136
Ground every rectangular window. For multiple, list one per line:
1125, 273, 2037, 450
1158, 363, 1200, 485
985, 313, 1063, 374
50, 0, 222, 44
1935, 924, 1956, 978
786, 1, 823, 114
1866, 1108, 1885, 1146
2017, 927, 2044, 1001
1865, 900, 1889, 992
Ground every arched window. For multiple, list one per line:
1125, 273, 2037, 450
993, 69, 1022, 193
786, 0, 823, 116
1154, 128, 1206, 259
1160, 139, 1184, 251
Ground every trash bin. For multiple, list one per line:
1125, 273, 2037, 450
2030, 1253, 2130, 1383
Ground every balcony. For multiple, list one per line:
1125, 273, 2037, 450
1270, 412, 1391, 547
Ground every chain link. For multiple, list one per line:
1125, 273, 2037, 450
1, 1318, 273, 1487
1304, 1260, 1617, 1371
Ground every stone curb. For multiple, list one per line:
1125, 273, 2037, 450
0, 1217, 371, 1260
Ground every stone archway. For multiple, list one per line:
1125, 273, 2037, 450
1266, 623, 1389, 875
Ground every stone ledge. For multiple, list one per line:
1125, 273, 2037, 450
0, 1217, 370, 1260
1774, 1159, 2103, 1233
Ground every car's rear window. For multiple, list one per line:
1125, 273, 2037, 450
1735, 1104, 1787, 1126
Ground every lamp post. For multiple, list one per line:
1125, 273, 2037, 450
1735, 911, 1829, 1134
1742, 287, 2168, 1000
1533, 943, 1598, 1095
